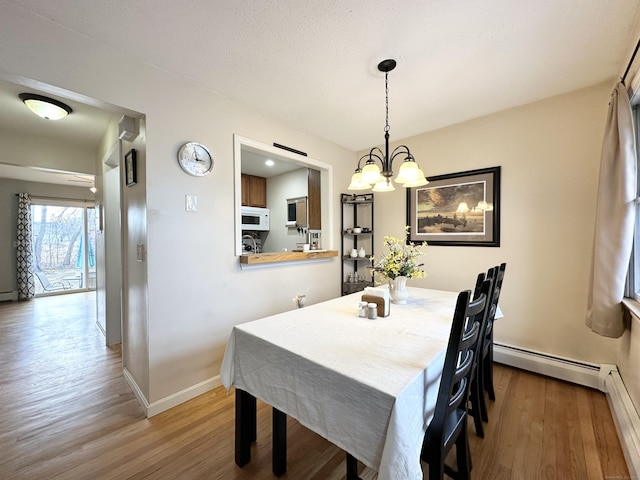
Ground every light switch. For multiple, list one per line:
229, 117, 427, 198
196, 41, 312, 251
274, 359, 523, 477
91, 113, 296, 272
185, 194, 197, 212
136, 244, 145, 262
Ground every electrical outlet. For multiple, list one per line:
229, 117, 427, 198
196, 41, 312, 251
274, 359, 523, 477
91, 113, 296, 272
295, 294, 307, 308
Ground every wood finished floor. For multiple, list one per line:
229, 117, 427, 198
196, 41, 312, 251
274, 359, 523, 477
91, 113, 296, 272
0, 293, 630, 479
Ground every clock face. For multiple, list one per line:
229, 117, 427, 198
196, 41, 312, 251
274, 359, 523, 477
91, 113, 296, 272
177, 142, 213, 176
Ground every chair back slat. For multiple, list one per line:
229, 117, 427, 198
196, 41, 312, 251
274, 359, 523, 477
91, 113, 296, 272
424, 288, 485, 445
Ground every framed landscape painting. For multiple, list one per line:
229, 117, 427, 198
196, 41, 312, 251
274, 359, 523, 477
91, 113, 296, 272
406, 166, 501, 247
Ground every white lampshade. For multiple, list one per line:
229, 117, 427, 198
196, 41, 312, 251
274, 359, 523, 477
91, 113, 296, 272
372, 179, 395, 192
394, 161, 421, 184
361, 162, 382, 184
19, 93, 72, 120
403, 169, 429, 187
348, 171, 371, 191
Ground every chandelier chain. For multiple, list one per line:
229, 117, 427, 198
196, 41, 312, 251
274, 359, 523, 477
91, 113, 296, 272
384, 73, 390, 133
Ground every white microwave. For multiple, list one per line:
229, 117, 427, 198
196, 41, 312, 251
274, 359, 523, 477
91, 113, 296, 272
241, 206, 270, 231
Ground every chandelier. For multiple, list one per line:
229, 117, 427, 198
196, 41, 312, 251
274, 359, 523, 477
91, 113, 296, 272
348, 59, 428, 192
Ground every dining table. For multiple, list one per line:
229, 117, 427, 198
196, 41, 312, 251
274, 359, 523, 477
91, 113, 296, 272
219, 286, 466, 480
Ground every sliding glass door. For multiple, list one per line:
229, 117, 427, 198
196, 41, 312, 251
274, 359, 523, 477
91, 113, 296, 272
30, 200, 96, 296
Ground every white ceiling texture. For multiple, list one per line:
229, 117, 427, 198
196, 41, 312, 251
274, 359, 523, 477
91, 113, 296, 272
2, 0, 640, 184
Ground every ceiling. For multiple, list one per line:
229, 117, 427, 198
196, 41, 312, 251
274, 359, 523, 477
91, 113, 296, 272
241, 148, 306, 178
2, 1, 640, 183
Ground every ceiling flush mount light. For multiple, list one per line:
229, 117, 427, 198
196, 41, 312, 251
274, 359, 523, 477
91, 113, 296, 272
348, 59, 428, 192
19, 93, 72, 120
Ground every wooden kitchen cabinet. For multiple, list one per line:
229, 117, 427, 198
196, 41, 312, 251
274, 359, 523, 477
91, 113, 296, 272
241, 174, 267, 207
307, 168, 321, 230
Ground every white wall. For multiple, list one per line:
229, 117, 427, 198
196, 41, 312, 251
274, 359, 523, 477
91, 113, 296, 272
265, 168, 309, 252
0, 3, 355, 410
0, 130, 95, 175
367, 82, 621, 365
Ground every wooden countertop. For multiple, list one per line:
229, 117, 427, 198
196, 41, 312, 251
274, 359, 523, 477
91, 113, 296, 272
239, 250, 338, 265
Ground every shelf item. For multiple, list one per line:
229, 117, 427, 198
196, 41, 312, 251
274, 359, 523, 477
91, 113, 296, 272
342, 255, 372, 261
343, 282, 373, 295
341, 193, 374, 296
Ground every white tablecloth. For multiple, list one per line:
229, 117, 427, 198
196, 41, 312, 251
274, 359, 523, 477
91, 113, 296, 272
220, 287, 461, 480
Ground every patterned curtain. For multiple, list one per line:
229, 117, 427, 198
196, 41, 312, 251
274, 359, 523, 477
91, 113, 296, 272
16, 193, 35, 300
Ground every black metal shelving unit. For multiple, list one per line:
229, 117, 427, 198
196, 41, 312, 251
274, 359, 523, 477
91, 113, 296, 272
341, 193, 374, 295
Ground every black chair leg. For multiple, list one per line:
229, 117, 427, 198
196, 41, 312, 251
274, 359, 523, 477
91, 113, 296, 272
469, 377, 485, 438
484, 349, 496, 401
456, 429, 472, 480
346, 453, 362, 480
472, 405, 484, 438
430, 461, 445, 480
478, 364, 489, 423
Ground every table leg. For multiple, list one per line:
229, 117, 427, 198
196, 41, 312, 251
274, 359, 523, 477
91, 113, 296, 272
272, 407, 287, 476
235, 389, 256, 467
346, 453, 362, 480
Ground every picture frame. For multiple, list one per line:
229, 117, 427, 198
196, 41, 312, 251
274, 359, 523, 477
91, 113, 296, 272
125, 149, 137, 187
406, 166, 501, 247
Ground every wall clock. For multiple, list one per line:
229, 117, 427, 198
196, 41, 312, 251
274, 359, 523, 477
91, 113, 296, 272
177, 142, 213, 176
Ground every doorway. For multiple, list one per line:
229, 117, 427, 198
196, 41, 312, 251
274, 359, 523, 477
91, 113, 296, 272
30, 199, 96, 296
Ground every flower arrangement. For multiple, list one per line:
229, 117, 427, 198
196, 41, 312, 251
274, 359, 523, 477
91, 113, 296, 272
371, 227, 427, 280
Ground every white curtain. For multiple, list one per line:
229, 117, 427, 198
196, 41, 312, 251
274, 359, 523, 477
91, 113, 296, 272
16, 193, 35, 300
586, 82, 637, 337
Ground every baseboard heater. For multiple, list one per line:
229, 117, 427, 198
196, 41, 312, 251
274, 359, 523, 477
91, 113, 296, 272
0, 291, 18, 302
493, 342, 602, 390
494, 342, 639, 477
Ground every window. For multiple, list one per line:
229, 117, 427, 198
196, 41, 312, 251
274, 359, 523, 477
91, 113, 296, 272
30, 199, 96, 295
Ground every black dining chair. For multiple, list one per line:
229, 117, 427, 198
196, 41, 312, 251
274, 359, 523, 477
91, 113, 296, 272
482, 263, 506, 403
467, 274, 495, 438
345, 289, 486, 480
420, 288, 486, 480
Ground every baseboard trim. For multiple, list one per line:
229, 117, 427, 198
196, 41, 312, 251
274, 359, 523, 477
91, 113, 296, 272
605, 369, 640, 479
147, 376, 222, 417
123, 368, 222, 418
493, 343, 601, 390
123, 367, 150, 416
95, 320, 106, 338
0, 291, 18, 302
